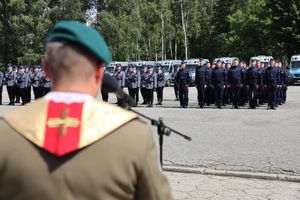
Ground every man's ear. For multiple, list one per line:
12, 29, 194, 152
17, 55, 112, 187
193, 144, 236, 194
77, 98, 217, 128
96, 62, 104, 84
42, 58, 51, 79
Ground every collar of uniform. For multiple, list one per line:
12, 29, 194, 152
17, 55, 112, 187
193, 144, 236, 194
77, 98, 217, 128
45, 91, 94, 104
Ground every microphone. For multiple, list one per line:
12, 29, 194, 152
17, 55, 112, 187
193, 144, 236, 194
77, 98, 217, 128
101, 73, 136, 108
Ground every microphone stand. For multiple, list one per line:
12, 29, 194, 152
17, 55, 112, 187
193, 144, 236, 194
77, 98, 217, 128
121, 102, 192, 166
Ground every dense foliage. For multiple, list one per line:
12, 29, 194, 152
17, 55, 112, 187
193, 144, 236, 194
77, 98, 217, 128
0, 0, 299, 66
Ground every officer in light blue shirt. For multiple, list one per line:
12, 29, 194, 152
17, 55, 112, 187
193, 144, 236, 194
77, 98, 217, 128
144, 65, 157, 107
156, 66, 165, 105
114, 64, 125, 105
40, 69, 52, 96
31, 65, 43, 99
126, 64, 140, 106
25, 65, 32, 103
16, 66, 30, 105
4, 65, 16, 105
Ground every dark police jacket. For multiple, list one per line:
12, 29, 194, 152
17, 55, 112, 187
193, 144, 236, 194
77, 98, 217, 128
264, 66, 279, 85
175, 68, 191, 88
212, 67, 227, 87
206, 68, 213, 86
228, 65, 242, 86
277, 68, 284, 85
246, 66, 260, 87
195, 65, 207, 86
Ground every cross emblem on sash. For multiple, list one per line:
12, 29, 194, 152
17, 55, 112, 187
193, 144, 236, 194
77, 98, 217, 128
47, 108, 80, 136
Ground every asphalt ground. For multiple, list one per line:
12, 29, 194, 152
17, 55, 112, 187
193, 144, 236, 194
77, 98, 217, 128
0, 85, 299, 177
129, 85, 300, 176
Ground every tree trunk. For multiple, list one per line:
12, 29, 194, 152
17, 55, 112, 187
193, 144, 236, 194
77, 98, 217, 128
161, 11, 164, 61
169, 40, 173, 60
175, 41, 177, 60
181, 2, 188, 60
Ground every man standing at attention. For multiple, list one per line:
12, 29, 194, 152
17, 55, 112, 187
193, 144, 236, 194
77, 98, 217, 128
175, 62, 191, 108
0, 21, 173, 200
195, 58, 207, 108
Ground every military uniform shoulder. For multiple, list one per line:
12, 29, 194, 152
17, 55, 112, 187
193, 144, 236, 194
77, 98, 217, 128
2, 98, 139, 156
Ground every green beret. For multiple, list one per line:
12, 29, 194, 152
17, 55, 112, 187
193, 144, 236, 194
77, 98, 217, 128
48, 21, 112, 65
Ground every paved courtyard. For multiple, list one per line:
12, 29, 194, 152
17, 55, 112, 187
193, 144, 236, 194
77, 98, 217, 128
0, 85, 300, 199
166, 172, 300, 200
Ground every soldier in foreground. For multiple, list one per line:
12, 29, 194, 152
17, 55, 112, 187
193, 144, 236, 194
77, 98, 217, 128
0, 21, 173, 200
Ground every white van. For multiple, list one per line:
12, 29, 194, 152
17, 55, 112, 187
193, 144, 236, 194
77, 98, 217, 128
213, 57, 238, 64
250, 55, 273, 67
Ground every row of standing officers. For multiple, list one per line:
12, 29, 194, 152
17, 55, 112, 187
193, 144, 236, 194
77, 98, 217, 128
104, 58, 288, 110
0, 65, 52, 105
103, 64, 166, 107
175, 58, 288, 110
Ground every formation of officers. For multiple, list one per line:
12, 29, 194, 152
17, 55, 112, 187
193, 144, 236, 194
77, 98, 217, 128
106, 63, 166, 107
175, 58, 289, 110
0, 64, 52, 105
106, 57, 289, 110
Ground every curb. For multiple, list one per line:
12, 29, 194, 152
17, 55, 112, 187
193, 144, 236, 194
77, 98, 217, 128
163, 166, 300, 183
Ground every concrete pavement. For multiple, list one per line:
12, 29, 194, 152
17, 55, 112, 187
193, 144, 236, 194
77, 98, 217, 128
1, 86, 300, 199
165, 171, 300, 200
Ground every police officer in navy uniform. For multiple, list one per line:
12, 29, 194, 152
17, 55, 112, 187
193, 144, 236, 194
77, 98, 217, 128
195, 58, 207, 108
228, 58, 242, 109
127, 64, 140, 106
205, 62, 213, 106
175, 62, 191, 108
0, 70, 4, 105
31, 65, 43, 99
264, 59, 278, 110
257, 62, 265, 105
113, 64, 125, 105
276, 61, 284, 106
16, 66, 30, 105
239, 61, 248, 106
282, 65, 289, 104
5, 65, 16, 105
212, 60, 227, 109
156, 66, 165, 105
172, 66, 179, 101
246, 60, 260, 109
144, 65, 157, 107
223, 63, 231, 106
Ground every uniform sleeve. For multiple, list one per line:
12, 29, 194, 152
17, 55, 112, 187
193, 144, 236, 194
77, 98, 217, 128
135, 128, 173, 200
